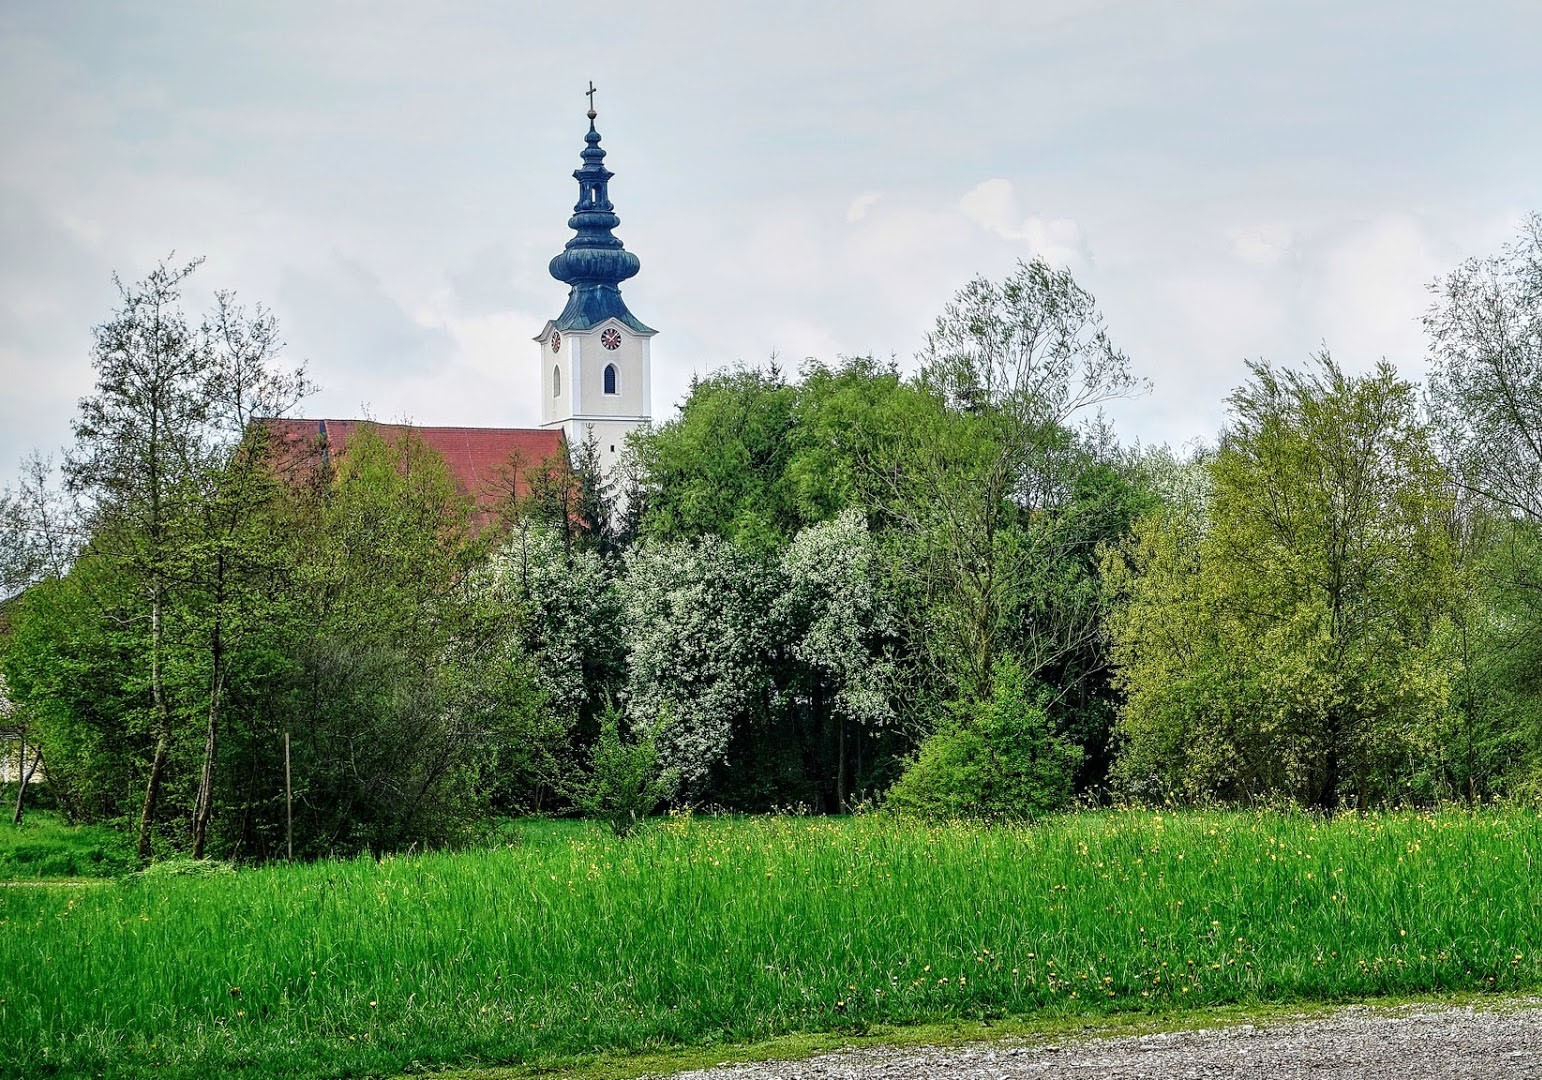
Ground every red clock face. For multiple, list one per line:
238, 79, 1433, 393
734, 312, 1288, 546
601, 328, 622, 350
551, 331, 562, 352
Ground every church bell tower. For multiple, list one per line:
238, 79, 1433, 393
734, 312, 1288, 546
535, 85, 654, 476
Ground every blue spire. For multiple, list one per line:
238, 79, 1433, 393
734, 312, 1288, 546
548, 93, 654, 334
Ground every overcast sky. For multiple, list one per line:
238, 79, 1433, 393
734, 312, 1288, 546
2, 1, 1540, 487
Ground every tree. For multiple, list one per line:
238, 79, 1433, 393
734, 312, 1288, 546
567, 704, 671, 836
2, 540, 150, 825
1426, 214, 1542, 526
0, 455, 76, 599
64, 258, 215, 859
784, 356, 922, 524
879, 259, 1146, 702
1106, 354, 1465, 807
185, 292, 311, 857
1425, 216, 1542, 794
256, 425, 495, 855
514, 431, 617, 556
629, 365, 801, 552
776, 508, 898, 809
619, 535, 785, 797
1, 673, 43, 825
478, 520, 624, 805
58, 264, 312, 859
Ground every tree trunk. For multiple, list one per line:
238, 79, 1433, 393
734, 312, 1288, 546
836, 716, 847, 813
12, 747, 42, 826
1320, 713, 1342, 815
136, 589, 171, 862
191, 672, 222, 858
191, 562, 225, 860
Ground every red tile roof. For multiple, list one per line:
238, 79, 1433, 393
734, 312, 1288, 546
260, 419, 566, 511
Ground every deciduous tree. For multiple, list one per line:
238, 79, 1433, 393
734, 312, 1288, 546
1107, 354, 1464, 807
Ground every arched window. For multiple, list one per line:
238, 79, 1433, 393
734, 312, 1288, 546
553, 366, 560, 397
603, 363, 618, 395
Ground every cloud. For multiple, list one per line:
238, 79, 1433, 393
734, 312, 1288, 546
1228, 223, 1293, 266
0, 189, 118, 474
959, 179, 1087, 267
276, 255, 455, 386
846, 191, 884, 223
448, 244, 522, 319
3, 0, 1539, 492
1309, 215, 1443, 371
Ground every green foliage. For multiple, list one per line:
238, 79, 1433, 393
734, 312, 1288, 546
630, 364, 802, 551
567, 706, 670, 836
1426, 214, 1542, 794
1106, 355, 1467, 807
785, 356, 926, 520
5, 415, 550, 860
515, 430, 617, 555
3, 554, 165, 826
1447, 526, 1542, 799
4, 810, 1542, 1078
886, 659, 1081, 822
245, 426, 503, 856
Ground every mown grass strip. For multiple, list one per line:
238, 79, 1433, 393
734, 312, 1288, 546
441, 992, 1542, 1080
2, 809, 1540, 1078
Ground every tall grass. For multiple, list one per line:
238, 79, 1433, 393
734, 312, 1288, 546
2, 810, 1540, 1078
0, 812, 135, 880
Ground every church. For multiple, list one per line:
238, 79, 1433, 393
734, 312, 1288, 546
267, 91, 653, 508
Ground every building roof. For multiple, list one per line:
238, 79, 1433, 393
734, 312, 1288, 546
261, 419, 566, 512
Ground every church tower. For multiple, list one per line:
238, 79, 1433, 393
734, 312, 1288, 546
536, 88, 654, 476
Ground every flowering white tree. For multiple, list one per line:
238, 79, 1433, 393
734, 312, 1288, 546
776, 509, 897, 807
481, 523, 622, 729
619, 536, 784, 796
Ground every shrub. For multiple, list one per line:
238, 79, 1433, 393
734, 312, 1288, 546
134, 857, 237, 880
569, 706, 671, 837
887, 659, 1081, 822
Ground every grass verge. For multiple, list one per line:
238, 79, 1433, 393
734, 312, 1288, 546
1, 809, 1540, 1078
440, 991, 1541, 1079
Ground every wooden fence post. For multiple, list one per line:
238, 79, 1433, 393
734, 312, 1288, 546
284, 732, 293, 862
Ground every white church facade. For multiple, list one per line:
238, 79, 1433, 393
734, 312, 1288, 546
537, 320, 653, 478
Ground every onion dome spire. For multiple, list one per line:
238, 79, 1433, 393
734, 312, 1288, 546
547, 83, 654, 334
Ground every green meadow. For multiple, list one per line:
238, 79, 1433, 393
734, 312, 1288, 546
0, 812, 135, 881
3, 809, 1541, 1078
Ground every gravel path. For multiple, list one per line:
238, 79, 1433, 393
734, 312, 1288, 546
666, 1003, 1542, 1079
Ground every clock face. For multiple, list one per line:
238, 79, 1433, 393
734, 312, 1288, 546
551, 331, 562, 352
601, 328, 622, 350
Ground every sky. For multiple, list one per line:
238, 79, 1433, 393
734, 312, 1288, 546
2, 1, 1540, 488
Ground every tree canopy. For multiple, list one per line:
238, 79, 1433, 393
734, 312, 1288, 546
6, 230, 1542, 851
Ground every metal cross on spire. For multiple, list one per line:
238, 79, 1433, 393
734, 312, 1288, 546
585, 81, 597, 120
